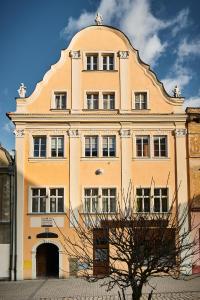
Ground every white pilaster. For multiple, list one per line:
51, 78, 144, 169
174, 128, 191, 274
68, 129, 80, 226
119, 51, 129, 112
120, 128, 132, 206
14, 128, 25, 280
70, 51, 81, 112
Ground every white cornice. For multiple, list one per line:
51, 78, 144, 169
8, 112, 187, 124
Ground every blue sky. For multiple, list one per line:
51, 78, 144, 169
0, 0, 200, 151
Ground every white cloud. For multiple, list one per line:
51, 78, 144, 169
60, 0, 190, 66
177, 38, 200, 58
162, 62, 192, 96
3, 122, 14, 133
184, 97, 200, 108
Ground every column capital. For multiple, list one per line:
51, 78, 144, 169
69, 50, 81, 59
174, 128, 187, 137
67, 129, 80, 138
119, 129, 131, 138
118, 51, 129, 59
14, 129, 25, 138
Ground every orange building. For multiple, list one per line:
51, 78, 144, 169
8, 19, 189, 279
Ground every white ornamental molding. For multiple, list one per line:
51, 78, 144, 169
69, 50, 81, 59
174, 128, 187, 137
67, 129, 80, 138
14, 129, 25, 138
119, 129, 131, 138
118, 51, 129, 59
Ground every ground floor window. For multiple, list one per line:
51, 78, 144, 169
84, 188, 117, 213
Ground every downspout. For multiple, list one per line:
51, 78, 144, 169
13, 151, 17, 281
9, 170, 13, 281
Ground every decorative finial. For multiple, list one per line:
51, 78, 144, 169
95, 12, 103, 25
18, 83, 27, 98
172, 85, 181, 98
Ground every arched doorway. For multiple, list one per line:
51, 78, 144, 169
36, 243, 59, 278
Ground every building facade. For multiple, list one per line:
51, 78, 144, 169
0, 146, 15, 280
186, 108, 200, 274
8, 22, 189, 280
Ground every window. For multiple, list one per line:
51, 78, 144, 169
87, 54, 98, 70
84, 188, 99, 213
103, 136, 116, 157
87, 93, 99, 109
51, 136, 64, 157
31, 187, 64, 213
84, 188, 117, 213
154, 188, 168, 212
33, 136, 46, 158
136, 136, 150, 157
85, 136, 98, 157
135, 92, 147, 109
50, 188, 64, 213
102, 188, 116, 212
103, 93, 115, 109
154, 136, 167, 157
32, 188, 47, 213
136, 188, 169, 213
54, 92, 66, 109
136, 188, 151, 212
103, 54, 114, 70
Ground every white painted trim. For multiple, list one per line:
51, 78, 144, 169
51, 90, 69, 110
132, 90, 150, 110
31, 240, 63, 279
83, 51, 117, 71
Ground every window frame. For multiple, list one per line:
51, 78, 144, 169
33, 136, 47, 158
132, 90, 149, 110
136, 136, 150, 158
29, 187, 65, 214
102, 136, 116, 157
31, 188, 47, 213
102, 54, 114, 71
86, 93, 99, 110
153, 136, 168, 158
53, 92, 67, 110
51, 136, 64, 158
86, 54, 98, 71
49, 188, 64, 213
84, 136, 98, 157
103, 93, 115, 109
83, 187, 117, 214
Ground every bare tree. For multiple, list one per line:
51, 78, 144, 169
55, 185, 199, 300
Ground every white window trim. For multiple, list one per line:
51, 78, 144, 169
30, 133, 67, 159
132, 90, 150, 110
84, 90, 117, 110
51, 90, 69, 110
83, 51, 117, 71
82, 186, 118, 214
134, 186, 170, 213
50, 135, 65, 158
132, 132, 169, 160
28, 186, 66, 214
83, 134, 118, 158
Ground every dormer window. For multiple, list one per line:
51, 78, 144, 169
134, 92, 148, 110
54, 92, 66, 109
103, 54, 114, 70
87, 54, 98, 70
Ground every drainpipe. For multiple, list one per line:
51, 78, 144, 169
13, 151, 17, 281
9, 171, 13, 281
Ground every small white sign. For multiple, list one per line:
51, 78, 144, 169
41, 217, 53, 227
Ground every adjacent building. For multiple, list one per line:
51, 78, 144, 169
8, 20, 189, 279
186, 108, 200, 274
0, 146, 15, 280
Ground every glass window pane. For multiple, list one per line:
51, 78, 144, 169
154, 198, 160, 212
50, 197, 56, 212
144, 198, 150, 212
58, 188, 64, 196
58, 198, 64, 212
40, 197, 46, 212
162, 197, 168, 212
40, 189, 46, 196
32, 198, 38, 212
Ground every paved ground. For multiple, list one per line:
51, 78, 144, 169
0, 276, 199, 300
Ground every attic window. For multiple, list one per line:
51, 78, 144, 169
134, 92, 147, 110
54, 92, 67, 109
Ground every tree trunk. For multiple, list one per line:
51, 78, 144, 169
131, 286, 142, 300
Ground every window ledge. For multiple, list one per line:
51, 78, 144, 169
81, 157, 119, 161
82, 70, 118, 72
80, 212, 117, 215
27, 213, 66, 215
50, 109, 70, 113
132, 109, 151, 112
132, 157, 170, 161
28, 157, 67, 162
82, 109, 119, 114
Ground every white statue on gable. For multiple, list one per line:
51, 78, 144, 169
172, 85, 181, 98
18, 83, 27, 98
95, 12, 103, 25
